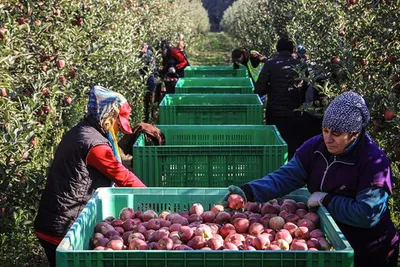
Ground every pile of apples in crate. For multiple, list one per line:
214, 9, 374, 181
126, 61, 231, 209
90, 194, 332, 251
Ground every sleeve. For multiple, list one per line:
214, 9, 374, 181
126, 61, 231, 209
87, 145, 146, 188
170, 49, 188, 70
243, 154, 308, 202
322, 187, 389, 228
254, 63, 270, 95
321, 149, 392, 228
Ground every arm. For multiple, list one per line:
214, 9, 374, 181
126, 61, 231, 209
322, 187, 389, 228
254, 63, 270, 95
242, 154, 307, 202
87, 145, 146, 187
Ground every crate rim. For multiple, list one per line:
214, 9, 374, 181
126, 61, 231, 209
159, 93, 263, 106
133, 124, 287, 147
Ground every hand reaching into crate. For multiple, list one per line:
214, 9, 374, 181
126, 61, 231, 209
221, 185, 247, 210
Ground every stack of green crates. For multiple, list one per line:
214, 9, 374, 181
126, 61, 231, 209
57, 188, 354, 267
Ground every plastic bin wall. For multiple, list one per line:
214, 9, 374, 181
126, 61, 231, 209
175, 77, 254, 94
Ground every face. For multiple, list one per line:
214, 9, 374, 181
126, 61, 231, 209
322, 128, 359, 155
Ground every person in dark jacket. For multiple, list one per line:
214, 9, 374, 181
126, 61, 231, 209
223, 91, 399, 267
255, 37, 308, 160
232, 47, 265, 84
34, 86, 146, 267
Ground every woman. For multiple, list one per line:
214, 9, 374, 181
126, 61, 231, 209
34, 86, 146, 267
223, 91, 399, 267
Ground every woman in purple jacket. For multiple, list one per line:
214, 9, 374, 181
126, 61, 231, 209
224, 91, 399, 267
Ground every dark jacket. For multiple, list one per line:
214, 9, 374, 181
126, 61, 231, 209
255, 51, 307, 117
34, 116, 112, 237
242, 131, 399, 266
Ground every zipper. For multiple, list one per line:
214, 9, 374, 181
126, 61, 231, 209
314, 151, 355, 191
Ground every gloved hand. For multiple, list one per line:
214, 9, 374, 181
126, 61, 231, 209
221, 185, 247, 209
307, 192, 328, 208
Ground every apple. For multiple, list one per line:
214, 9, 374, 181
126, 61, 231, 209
147, 218, 161, 230
41, 65, 48, 72
17, 17, 27, 25
200, 211, 215, 223
384, 109, 395, 121
207, 237, 223, 250
233, 218, 249, 233
243, 202, 259, 213
189, 203, 204, 216
290, 239, 308, 250
210, 204, 224, 214
0, 27, 7, 39
143, 210, 158, 222
227, 194, 245, 210
194, 224, 213, 240
294, 226, 310, 240
68, 68, 76, 78
59, 75, 67, 85
219, 223, 236, 239
248, 222, 264, 236
253, 233, 271, 250
41, 87, 50, 96
297, 219, 315, 231
64, 96, 72, 105
129, 238, 148, 250
331, 56, 340, 64
57, 59, 65, 68
214, 211, 231, 225
178, 225, 194, 242
188, 214, 203, 224
42, 105, 51, 113
107, 239, 124, 250
260, 203, 279, 215
1, 88, 7, 97
54, 9, 61, 16
187, 235, 207, 249
157, 237, 173, 250
272, 239, 289, 250
34, 20, 41, 26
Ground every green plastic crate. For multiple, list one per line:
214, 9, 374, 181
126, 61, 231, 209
133, 125, 287, 187
57, 188, 354, 267
159, 94, 263, 125
184, 65, 248, 78
175, 77, 254, 94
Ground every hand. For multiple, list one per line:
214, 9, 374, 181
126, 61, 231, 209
221, 185, 247, 209
307, 192, 328, 208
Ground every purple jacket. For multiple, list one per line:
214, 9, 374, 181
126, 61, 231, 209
244, 131, 399, 266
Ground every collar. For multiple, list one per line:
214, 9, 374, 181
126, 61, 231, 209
314, 130, 365, 164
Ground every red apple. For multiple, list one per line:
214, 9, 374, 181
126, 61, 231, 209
157, 237, 173, 250
189, 203, 204, 216
1, 88, 6, 97
331, 56, 340, 63
227, 194, 245, 210
384, 109, 395, 121
54, 9, 61, 16
64, 96, 72, 105
178, 225, 194, 242
210, 204, 224, 214
57, 59, 65, 68
129, 238, 148, 250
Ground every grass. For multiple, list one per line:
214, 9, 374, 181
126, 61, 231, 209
187, 32, 237, 66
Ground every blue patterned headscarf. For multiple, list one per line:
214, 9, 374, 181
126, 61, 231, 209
322, 91, 370, 133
